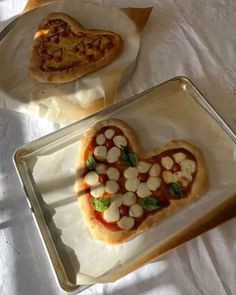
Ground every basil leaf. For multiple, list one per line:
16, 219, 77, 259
121, 146, 138, 167
168, 182, 183, 198
141, 197, 161, 211
87, 154, 96, 171
92, 197, 110, 212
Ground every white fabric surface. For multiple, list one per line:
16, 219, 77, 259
0, 1, 236, 295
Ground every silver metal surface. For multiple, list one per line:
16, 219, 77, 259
0, 16, 19, 41
13, 76, 236, 293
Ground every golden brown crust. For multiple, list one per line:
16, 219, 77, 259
75, 119, 209, 244
28, 13, 123, 84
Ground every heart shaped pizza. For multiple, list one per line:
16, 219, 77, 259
29, 13, 123, 83
75, 119, 208, 244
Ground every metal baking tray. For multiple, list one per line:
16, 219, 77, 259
13, 77, 236, 293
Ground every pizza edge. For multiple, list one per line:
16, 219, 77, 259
74, 119, 209, 244
28, 12, 123, 83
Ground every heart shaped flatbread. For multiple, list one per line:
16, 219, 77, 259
29, 13, 123, 83
75, 119, 208, 244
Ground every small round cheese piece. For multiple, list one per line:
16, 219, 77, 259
137, 161, 152, 173
137, 183, 152, 198
106, 167, 120, 181
124, 167, 138, 179
84, 171, 99, 186
173, 152, 186, 163
105, 180, 119, 194
113, 135, 127, 148
96, 134, 106, 145
94, 146, 107, 160
149, 163, 161, 177
173, 171, 192, 187
180, 159, 196, 174
129, 204, 143, 218
146, 176, 162, 191
122, 192, 136, 206
111, 194, 123, 207
107, 147, 121, 163
96, 163, 107, 174
174, 171, 192, 181
161, 156, 174, 170
90, 184, 105, 198
103, 205, 120, 222
104, 128, 115, 139
117, 216, 134, 230
125, 179, 140, 192
162, 171, 174, 183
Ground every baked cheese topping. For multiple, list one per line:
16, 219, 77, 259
107, 147, 121, 163
122, 192, 136, 206
137, 183, 152, 198
94, 146, 107, 160
107, 167, 120, 180
117, 216, 134, 230
90, 184, 105, 198
104, 128, 115, 139
83, 126, 197, 231
129, 204, 143, 218
124, 167, 138, 179
96, 134, 106, 145
161, 156, 174, 170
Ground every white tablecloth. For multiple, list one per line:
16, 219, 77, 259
0, 1, 236, 294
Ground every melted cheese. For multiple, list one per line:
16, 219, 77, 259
104, 128, 115, 139
111, 194, 123, 207
129, 204, 143, 218
137, 183, 152, 198
161, 156, 174, 170
117, 216, 134, 230
105, 180, 119, 194
180, 159, 196, 174
107, 147, 121, 163
149, 163, 161, 177
146, 176, 162, 191
162, 171, 174, 184
173, 171, 192, 187
122, 192, 136, 206
84, 171, 99, 186
96, 163, 107, 174
124, 167, 138, 179
94, 146, 107, 160
113, 135, 127, 148
173, 152, 186, 163
90, 184, 105, 198
125, 179, 140, 192
96, 134, 106, 145
107, 167, 120, 180
103, 205, 120, 222
137, 161, 151, 173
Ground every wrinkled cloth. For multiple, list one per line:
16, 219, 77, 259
0, 1, 236, 295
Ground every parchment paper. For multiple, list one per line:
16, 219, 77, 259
30, 81, 236, 285
0, 0, 151, 125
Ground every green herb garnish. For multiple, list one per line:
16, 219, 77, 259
87, 154, 96, 171
141, 197, 161, 211
121, 146, 138, 167
92, 197, 110, 212
168, 182, 183, 198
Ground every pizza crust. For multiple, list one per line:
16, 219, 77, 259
28, 13, 123, 83
75, 119, 209, 244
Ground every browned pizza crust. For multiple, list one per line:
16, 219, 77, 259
75, 119, 209, 244
29, 13, 123, 83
